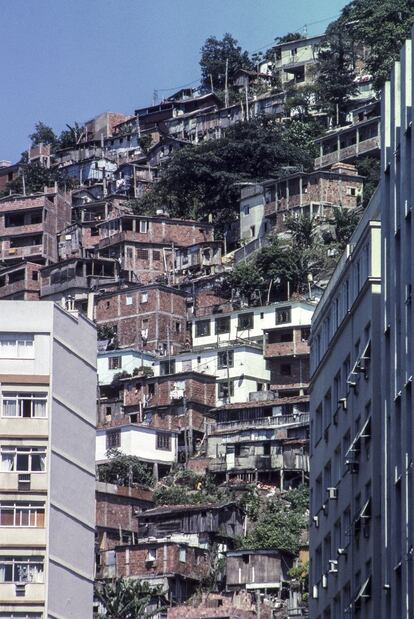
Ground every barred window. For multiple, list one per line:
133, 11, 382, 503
156, 432, 171, 451
106, 430, 121, 449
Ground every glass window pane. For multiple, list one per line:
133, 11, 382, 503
31, 454, 45, 472
33, 400, 46, 417
0, 509, 14, 526
16, 454, 29, 471
3, 400, 17, 417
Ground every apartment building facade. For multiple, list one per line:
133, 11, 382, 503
309, 193, 382, 618
0, 301, 96, 619
380, 35, 414, 619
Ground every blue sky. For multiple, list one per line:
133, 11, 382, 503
0, 0, 348, 162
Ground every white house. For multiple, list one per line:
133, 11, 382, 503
97, 348, 158, 385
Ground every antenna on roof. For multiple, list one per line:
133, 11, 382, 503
303, 24, 308, 36
153, 89, 159, 106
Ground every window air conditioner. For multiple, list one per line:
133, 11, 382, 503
328, 560, 338, 574
337, 547, 347, 557
327, 487, 338, 500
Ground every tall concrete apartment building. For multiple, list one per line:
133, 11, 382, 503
310, 28, 414, 619
309, 193, 382, 618
381, 34, 414, 619
0, 301, 96, 619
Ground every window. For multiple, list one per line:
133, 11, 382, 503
1, 392, 47, 418
179, 546, 186, 562
347, 186, 357, 196
156, 432, 171, 451
218, 381, 234, 399
106, 430, 121, 449
0, 556, 44, 583
146, 547, 156, 562
137, 249, 148, 260
160, 360, 175, 375
301, 327, 311, 342
0, 502, 45, 527
237, 313, 253, 330
250, 225, 255, 238
276, 307, 291, 324
217, 350, 234, 369
215, 317, 230, 335
140, 292, 148, 303
126, 295, 133, 306
196, 320, 210, 337
139, 220, 148, 233
0, 447, 46, 472
108, 356, 121, 370
0, 334, 34, 359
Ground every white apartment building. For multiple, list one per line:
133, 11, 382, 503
97, 348, 158, 385
309, 193, 382, 618
0, 301, 96, 619
191, 301, 315, 349
96, 424, 178, 470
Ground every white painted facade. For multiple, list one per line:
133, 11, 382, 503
96, 424, 178, 464
192, 301, 315, 349
0, 301, 96, 619
97, 348, 158, 385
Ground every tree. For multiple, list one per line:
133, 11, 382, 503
29, 121, 57, 147
95, 578, 164, 619
227, 261, 263, 303
285, 215, 316, 248
276, 32, 304, 44
356, 156, 380, 206
200, 33, 253, 93
331, 0, 414, 91
332, 207, 360, 249
58, 122, 84, 149
316, 30, 358, 124
97, 449, 154, 487
6, 162, 75, 195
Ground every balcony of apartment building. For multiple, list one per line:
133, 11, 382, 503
314, 117, 380, 169
264, 326, 310, 359
40, 258, 118, 298
0, 500, 47, 547
209, 443, 309, 475
0, 262, 41, 300
97, 216, 151, 249
1, 208, 44, 235
0, 233, 44, 262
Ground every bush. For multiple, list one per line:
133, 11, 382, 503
97, 449, 154, 487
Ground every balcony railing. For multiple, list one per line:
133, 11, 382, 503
213, 412, 309, 432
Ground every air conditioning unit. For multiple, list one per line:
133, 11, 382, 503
329, 560, 338, 574
338, 397, 347, 410
322, 574, 328, 588
327, 487, 338, 500
313, 515, 319, 528
337, 547, 347, 557
312, 585, 318, 599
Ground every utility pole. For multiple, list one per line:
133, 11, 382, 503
224, 58, 229, 108
209, 73, 214, 93
245, 83, 249, 121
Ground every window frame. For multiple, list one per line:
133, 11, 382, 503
195, 320, 210, 338
1, 392, 48, 418
156, 432, 171, 451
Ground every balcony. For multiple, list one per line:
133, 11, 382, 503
1, 417, 48, 438
0, 582, 45, 603
0, 527, 46, 547
1, 244, 43, 261
209, 451, 309, 473
212, 413, 310, 432
315, 135, 380, 169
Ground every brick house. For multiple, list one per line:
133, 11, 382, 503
0, 190, 71, 265
264, 323, 311, 396
94, 284, 189, 353
0, 261, 41, 300
115, 541, 210, 603
96, 481, 154, 578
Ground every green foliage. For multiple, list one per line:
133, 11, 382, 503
237, 486, 262, 521
139, 134, 153, 154
332, 207, 360, 249
316, 31, 358, 123
285, 215, 316, 248
200, 33, 253, 92
240, 486, 309, 554
356, 156, 380, 206
288, 560, 309, 583
227, 261, 263, 303
284, 485, 310, 513
95, 577, 163, 619
134, 117, 314, 236
240, 500, 307, 554
97, 324, 117, 340
6, 162, 75, 195
29, 121, 57, 146
58, 122, 84, 149
153, 470, 225, 506
332, 0, 414, 91
97, 449, 154, 488
111, 371, 131, 388
277, 32, 304, 44
132, 366, 154, 378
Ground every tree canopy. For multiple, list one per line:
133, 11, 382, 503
95, 578, 163, 619
200, 33, 253, 94
29, 121, 57, 147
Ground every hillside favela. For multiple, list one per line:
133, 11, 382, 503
1, 0, 414, 617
